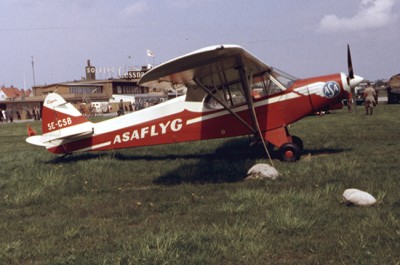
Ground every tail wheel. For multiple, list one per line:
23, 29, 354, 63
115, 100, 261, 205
279, 143, 301, 162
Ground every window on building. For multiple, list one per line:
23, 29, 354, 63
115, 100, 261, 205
113, 84, 148, 94
69, 86, 103, 94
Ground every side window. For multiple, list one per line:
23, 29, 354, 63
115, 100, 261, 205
204, 95, 223, 109
227, 83, 246, 106
204, 83, 246, 109
252, 76, 268, 98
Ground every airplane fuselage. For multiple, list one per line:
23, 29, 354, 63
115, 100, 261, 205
44, 73, 349, 155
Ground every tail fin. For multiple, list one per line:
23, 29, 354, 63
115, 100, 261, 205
26, 93, 93, 150
42, 93, 91, 135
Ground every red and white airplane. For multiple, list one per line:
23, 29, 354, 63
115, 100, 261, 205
26, 44, 363, 161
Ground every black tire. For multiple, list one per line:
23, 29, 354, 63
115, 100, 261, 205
279, 143, 301, 162
291, 135, 304, 151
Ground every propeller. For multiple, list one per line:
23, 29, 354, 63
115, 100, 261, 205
347, 44, 358, 113
347, 44, 354, 80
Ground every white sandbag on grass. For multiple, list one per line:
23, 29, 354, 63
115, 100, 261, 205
343, 188, 377, 206
246, 164, 279, 180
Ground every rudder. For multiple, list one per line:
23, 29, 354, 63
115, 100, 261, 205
41, 93, 91, 134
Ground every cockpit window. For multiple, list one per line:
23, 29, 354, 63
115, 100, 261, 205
251, 68, 298, 98
202, 66, 298, 109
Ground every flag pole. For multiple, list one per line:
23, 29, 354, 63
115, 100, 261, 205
146, 49, 155, 68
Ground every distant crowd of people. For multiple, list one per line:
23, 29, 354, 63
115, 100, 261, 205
0, 109, 15, 123
117, 99, 161, 116
0, 107, 41, 123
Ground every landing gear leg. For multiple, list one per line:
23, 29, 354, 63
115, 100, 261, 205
263, 127, 303, 162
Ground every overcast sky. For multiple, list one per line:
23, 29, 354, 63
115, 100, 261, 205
0, 0, 398, 89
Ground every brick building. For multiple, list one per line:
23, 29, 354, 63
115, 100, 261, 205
0, 60, 164, 119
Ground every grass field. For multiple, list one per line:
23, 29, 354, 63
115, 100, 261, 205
1, 104, 399, 265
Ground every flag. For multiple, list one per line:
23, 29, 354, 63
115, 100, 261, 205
146, 49, 155, 57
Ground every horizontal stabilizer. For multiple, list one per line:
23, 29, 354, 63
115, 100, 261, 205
26, 128, 94, 147
26, 135, 49, 147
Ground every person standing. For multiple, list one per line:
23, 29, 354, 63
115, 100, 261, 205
2, 109, 6, 121
118, 99, 125, 116
363, 82, 376, 115
35, 107, 41, 120
7, 109, 14, 123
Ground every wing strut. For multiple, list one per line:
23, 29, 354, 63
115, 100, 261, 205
193, 78, 257, 134
236, 59, 275, 167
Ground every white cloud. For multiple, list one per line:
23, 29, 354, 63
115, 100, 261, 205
318, 0, 397, 32
120, 1, 149, 17
167, 0, 218, 9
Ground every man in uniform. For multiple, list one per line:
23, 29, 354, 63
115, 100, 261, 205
363, 82, 376, 115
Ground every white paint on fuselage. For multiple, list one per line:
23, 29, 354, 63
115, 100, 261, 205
92, 96, 188, 136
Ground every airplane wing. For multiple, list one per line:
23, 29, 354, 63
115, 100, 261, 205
139, 44, 275, 164
139, 44, 271, 101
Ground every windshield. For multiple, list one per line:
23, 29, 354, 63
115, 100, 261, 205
270, 68, 298, 89
251, 68, 297, 98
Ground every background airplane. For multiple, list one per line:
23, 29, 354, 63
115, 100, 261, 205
26, 44, 363, 162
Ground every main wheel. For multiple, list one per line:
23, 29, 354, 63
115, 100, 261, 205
291, 135, 304, 151
279, 143, 301, 162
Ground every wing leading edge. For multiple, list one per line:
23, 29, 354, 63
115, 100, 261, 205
139, 44, 271, 92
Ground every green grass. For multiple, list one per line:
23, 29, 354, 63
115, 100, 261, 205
1, 105, 400, 264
